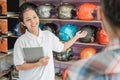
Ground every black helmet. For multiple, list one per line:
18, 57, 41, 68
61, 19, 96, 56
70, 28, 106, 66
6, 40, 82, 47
54, 48, 73, 61
79, 25, 98, 43
42, 23, 58, 35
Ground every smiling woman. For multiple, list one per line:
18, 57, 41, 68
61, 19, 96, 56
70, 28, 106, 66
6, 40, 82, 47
13, 2, 87, 80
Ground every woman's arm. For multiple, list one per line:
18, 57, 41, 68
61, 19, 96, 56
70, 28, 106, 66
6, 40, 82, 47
62, 31, 87, 52
16, 56, 49, 70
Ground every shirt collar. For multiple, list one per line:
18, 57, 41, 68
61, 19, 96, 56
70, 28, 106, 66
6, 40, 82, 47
25, 28, 43, 40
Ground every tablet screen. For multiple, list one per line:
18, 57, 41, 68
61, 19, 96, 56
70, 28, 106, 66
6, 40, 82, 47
23, 47, 44, 63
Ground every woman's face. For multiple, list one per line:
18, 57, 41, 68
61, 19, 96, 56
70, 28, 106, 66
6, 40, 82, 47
22, 9, 39, 32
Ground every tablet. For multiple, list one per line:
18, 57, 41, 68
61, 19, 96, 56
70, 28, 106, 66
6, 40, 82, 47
23, 47, 44, 63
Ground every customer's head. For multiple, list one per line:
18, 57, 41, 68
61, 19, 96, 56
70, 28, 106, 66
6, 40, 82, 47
19, 2, 40, 34
100, 0, 120, 38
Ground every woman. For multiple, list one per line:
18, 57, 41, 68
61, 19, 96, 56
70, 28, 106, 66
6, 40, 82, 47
13, 2, 87, 80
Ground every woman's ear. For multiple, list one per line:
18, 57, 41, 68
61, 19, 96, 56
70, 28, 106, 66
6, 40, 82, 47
20, 22, 25, 26
97, 6, 102, 20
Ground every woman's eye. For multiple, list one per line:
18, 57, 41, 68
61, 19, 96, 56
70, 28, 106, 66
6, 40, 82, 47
26, 19, 30, 21
33, 16, 37, 19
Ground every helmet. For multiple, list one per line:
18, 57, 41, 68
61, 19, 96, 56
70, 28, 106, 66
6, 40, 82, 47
79, 25, 98, 43
39, 23, 43, 29
0, 20, 7, 34
96, 28, 109, 45
0, 5, 2, 15
62, 67, 69, 80
0, 1, 7, 15
14, 23, 20, 36
77, 3, 97, 20
42, 23, 58, 35
38, 3, 54, 18
58, 3, 76, 19
80, 46, 96, 59
59, 24, 78, 41
0, 38, 8, 53
54, 48, 73, 61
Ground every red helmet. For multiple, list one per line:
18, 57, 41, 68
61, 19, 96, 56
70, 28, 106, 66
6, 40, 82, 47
62, 67, 69, 80
77, 3, 97, 20
97, 28, 109, 45
0, 1, 7, 15
80, 46, 96, 59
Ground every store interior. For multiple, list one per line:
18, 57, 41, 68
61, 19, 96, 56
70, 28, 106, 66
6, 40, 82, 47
0, 0, 108, 80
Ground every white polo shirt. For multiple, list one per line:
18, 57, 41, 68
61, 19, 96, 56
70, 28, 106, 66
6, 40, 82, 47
13, 29, 64, 80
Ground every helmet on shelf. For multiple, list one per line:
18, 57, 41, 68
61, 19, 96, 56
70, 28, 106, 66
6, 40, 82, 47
37, 3, 54, 18
79, 25, 98, 43
96, 28, 109, 45
59, 24, 78, 41
0, 20, 8, 35
0, 5, 2, 15
54, 48, 73, 61
14, 23, 20, 36
62, 67, 69, 80
39, 23, 43, 29
58, 3, 76, 19
77, 3, 97, 20
42, 23, 58, 35
0, 1, 7, 15
80, 46, 96, 59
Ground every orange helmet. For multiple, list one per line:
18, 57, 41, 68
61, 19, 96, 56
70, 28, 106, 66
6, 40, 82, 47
97, 28, 109, 45
77, 3, 97, 20
62, 67, 69, 80
80, 46, 96, 59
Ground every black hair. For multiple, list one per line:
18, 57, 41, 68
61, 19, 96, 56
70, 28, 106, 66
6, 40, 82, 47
101, 0, 120, 28
19, 2, 39, 22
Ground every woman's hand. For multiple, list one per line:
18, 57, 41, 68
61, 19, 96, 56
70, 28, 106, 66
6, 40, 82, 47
36, 56, 50, 66
75, 31, 87, 39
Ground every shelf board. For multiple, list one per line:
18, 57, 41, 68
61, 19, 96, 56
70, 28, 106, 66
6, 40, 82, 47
61, 41, 105, 47
62, 0, 100, 2
55, 76, 62, 80
0, 16, 7, 19
0, 49, 13, 58
26, 0, 100, 3
0, 12, 18, 19
8, 35, 18, 38
40, 18, 102, 23
75, 41, 105, 46
7, 12, 19, 18
0, 69, 11, 78
54, 57, 79, 65
54, 58, 88, 67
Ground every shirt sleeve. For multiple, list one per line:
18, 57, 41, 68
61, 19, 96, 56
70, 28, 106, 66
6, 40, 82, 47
49, 31, 64, 52
13, 39, 25, 66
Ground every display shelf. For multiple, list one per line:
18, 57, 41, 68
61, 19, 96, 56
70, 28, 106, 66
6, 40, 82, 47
55, 76, 62, 80
54, 57, 87, 65
7, 12, 19, 19
0, 69, 11, 78
61, 0, 100, 2
54, 58, 79, 65
0, 12, 18, 19
0, 16, 7, 18
75, 41, 105, 47
26, 0, 100, 3
40, 18, 102, 23
0, 49, 13, 58
0, 0, 19, 79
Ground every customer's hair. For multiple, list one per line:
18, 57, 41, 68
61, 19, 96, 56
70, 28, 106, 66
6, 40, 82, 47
101, 0, 120, 28
19, 2, 39, 35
